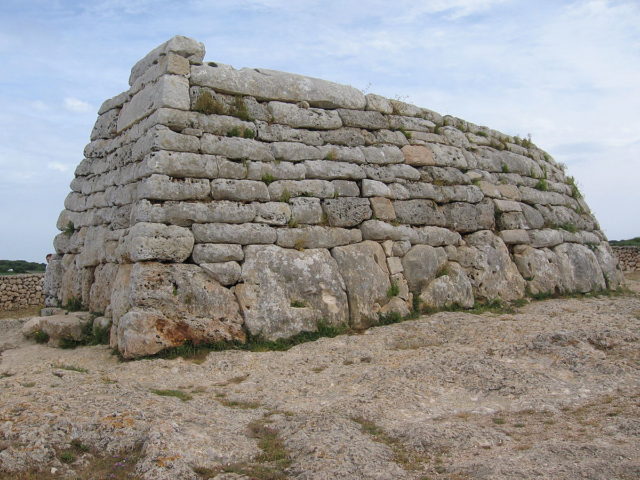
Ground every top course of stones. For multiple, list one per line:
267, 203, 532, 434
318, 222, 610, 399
44, 36, 624, 358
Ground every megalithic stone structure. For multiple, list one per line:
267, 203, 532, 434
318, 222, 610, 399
44, 36, 624, 358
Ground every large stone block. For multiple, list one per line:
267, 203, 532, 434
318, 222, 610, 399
137, 174, 211, 201
304, 160, 365, 180
132, 200, 256, 226
191, 63, 366, 109
211, 179, 270, 202
553, 243, 606, 293
192, 243, 244, 263
192, 223, 277, 244
268, 180, 335, 199
419, 262, 474, 309
201, 135, 275, 162
268, 101, 342, 129
512, 246, 562, 295
110, 262, 244, 358
402, 245, 448, 292
236, 245, 349, 339
123, 222, 194, 262
332, 241, 393, 328
322, 198, 372, 227
276, 226, 361, 249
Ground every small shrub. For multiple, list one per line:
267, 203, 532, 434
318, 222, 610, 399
398, 127, 412, 139
435, 266, 450, 278
150, 389, 193, 402
59, 337, 84, 349
59, 451, 76, 464
567, 176, 582, 199
243, 128, 255, 139
293, 238, 305, 251
193, 90, 225, 115
65, 297, 84, 312
227, 126, 242, 137
91, 324, 110, 345
287, 217, 298, 228
559, 223, 578, 233
261, 173, 275, 185
535, 178, 549, 191
32, 330, 49, 344
501, 164, 510, 173
290, 300, 306, 308
433, 122, 443, 134
492, 417, 506, 425
324, 149, 337, 161
475, 131, 488, 137
64, 221, 75, 236
386, 281, 400, 298
280, 189, 291, 203
233, 95, 252, 121
71, 439, 90, 452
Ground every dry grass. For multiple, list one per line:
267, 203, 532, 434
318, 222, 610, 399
0, 306, 41, 320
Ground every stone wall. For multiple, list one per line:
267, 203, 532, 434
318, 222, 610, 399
0, 274, 44, 311
612, 246, 640, 271
44, 36, 623, 358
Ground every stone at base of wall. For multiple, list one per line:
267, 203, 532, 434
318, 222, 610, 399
0, 274, 45, 311
612, 246, 640, 271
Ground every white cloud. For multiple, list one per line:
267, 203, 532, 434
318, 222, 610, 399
63, 97, 91, 113
47, 162, 71, 172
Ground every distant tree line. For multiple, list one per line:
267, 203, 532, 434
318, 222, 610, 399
609, 237, 640, 247
0, 260, 46, 274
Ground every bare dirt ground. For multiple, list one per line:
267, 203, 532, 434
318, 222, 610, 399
1, 275, 639, 480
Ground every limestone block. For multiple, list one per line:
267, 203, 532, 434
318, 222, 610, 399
370, 197, 396, 221
360, 220, 415, 242
495, 183, 521, 200
413, 226, 462, 246
443, 201, 495, 233
392, 241, 412, 257
419, 262, 474, 309
403, 182, 440, 200
91, 108, 119, 140
193, 113, 255, 136
337, 109, 388, 129
192, 244, 244, 263
364, 164, 420, 182
438, 185, 483, 203
77, 226, 109, 267
322, 198, 372, 227
23, 313, 92, 347
332, 180, 360, 197
512, 246, 562, 295
365, 94, 393, 114
268, 180, 335, 200
388, 115, 435, 132
192, 63, 366, 109
529, 229, 564, 248
268, 101, 342, 129
394, 200, 446, 226
276, 226, 361, 249
98, 91, 130, 115
271, 142, 323, 162
254, 202, 291, 225
553, 243, 606, 293
402, 245, 448, 292
256, 121, 323, 145
360, 146, 404, 164
111, 263, 244, 358
129, 35, 205, 85
321, 127, 367, 147
461, 230, 525, 301
387, 257, 403, 275
236, 245, 349, 340
132, 200, 256, 226
304, 160, 365, 180
43, 259, 63, 298
131, 52, 190, 94
137, 174, 210, 201
200, 262, 242, 286
318, 145, 366, 164
500, 229, 531, 245
141, 151, 218, 179
440, 126, 470, 149
218, 158, 248, 179
389, 99, 423, 117
246, 161, 306, 181
497, 211, 528, 230
201, 135, 275, 162
332, 241, 391, 328
192, 223, 277, 244
494, 199, 522, 212
290, 197, 323, 224
118, 75, 190, 132
593, 243, 624, 289
477, 181, 500, 198
519, 186, 567, 206
124, 222, 194, 262
211, 179, 270, 202
362, 179, 391, 198
89, 263, 119, 314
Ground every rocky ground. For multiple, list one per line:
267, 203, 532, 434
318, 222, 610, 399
1, 274, 639, 480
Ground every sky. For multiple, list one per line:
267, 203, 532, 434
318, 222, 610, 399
0, 0, 638, 262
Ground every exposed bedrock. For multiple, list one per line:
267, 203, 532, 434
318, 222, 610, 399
43, 35, 623, 357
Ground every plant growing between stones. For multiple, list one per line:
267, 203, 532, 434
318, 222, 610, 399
398, 127, 412, 140
64, 221, 75, 236
535, 178, 549, 191
193, 90, 225, 115
233, 95, 253, 121
387, 281, 400, 298
150, 388, 193, 401
261, 173, 275, 185
32, 329, 49, 343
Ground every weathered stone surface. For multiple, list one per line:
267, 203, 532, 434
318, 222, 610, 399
268, 180, 335, 200
553, 243, 606, 293
360, 146, 403, 164
369, 197, 396, 221
277, 226, 361, 249
413, 226, 462, 246
201, 135, 274, 161
137, 174, 210, 201
332, 241, 391, 328
338, 109, 388, 130
394, 199, 445, 226
200, 261, 242, 286
500, 229, 530, 244
529, 229, 564, 248
419, 262, 474, 309
23, 312, 93, 347
89, 263, 119, 313
111, 263, 244, 358
401, 145, 435, 166
361, 179, 392, 198
512, 246, 562, 295
191, 63, 366, 109
365, 93, 393, 114
193, 223, 277, 244
290, 197, 323, 224
132, 200, 256, 226
211, 179, 270, 202
236, 245, 349, 339
123, 222, 194, 262
322, 198, 372, 227
304, 160, 365, 180
593, 243, 625, 289
246, 160, 306, 181
271, 142, 323, 162
458, 231, 525, 301
141, 151, 219, 179
254, 202, 291, 225
443, 200, 495, 233
332, 180, 360, 197
402, 245, 448, 292
360, 220, 415, 242
268, 101, 342, 129
192, 243, 244, 263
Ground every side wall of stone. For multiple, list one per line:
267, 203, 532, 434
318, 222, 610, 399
612, 246, 640, 271
0, 274, 45, 311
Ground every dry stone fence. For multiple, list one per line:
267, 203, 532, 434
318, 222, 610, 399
0, 274, 44, 311
612, 246, 640, 271
43, 36, 624, 358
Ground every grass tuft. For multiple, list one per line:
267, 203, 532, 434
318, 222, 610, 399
150, 388, 193, 402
